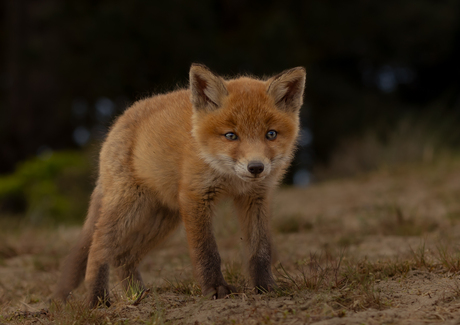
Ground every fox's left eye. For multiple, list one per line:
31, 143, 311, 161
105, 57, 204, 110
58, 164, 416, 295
266, 130, 277, 140
225, 132, 238, 140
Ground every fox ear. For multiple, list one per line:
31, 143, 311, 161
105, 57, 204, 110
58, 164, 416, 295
267, 67, 306, 113
190, 64, 228, 112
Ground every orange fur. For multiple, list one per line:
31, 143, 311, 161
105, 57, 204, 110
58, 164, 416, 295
54, 64, 306, 307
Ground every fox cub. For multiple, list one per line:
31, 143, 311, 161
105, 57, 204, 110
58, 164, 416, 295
54, 64, 306, 307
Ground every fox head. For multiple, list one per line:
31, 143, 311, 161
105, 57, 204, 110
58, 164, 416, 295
190, 64, 306, 183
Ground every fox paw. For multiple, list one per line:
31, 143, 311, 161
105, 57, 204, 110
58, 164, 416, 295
203, 284, 237, 299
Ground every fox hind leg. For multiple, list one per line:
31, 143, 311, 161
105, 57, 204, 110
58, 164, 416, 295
53, 186, 102, 302
54, 230, 93, 302
85, 196, 181, 307
113, 205, 182, 297
85, 228, 112, 307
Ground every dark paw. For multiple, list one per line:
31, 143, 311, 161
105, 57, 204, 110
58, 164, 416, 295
203, 284, 237, 299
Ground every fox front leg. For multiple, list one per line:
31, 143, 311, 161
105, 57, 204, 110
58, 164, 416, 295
180, 189, 236, 299
234, 193, 276, 293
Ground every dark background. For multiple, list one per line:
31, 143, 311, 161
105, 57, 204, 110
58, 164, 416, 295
2, 0, 460, 181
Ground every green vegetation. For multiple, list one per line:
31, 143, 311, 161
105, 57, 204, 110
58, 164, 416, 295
0, 151, 93, 224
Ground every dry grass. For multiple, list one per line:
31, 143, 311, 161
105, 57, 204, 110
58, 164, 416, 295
1, 155, 460, 323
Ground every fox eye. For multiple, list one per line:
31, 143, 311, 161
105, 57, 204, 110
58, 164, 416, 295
225, 132, 238, 140
266, 130, 277, 140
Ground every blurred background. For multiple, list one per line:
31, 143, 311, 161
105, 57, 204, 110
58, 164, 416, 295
1, 0, 460, 223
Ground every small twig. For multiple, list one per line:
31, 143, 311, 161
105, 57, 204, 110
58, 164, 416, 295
277, 263, 301, 290
433, 312, 445, 321
132, 288, 150, 306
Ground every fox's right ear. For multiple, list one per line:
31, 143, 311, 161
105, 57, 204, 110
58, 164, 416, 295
190, 64, 228, 112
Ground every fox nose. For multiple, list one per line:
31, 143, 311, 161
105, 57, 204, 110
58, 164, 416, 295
247, 161, 265, 175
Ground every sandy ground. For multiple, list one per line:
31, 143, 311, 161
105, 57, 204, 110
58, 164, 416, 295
1, 158, 460, 324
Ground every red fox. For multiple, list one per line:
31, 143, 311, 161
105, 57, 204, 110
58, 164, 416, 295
54, 64, 306, 307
